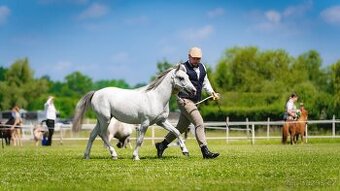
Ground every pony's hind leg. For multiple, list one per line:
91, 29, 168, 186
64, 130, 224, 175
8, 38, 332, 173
289, 127, 296, 145
157, 120, 189, 156
282, 124, 288, 144
84, 122, 100, 159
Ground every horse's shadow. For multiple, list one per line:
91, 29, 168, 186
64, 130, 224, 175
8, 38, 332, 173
77, 155, 182, 160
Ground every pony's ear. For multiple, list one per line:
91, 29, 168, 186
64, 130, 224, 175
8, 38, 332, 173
175, 63, 185, 72
175, 64, 181, 72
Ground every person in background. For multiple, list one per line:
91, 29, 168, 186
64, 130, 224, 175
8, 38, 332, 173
44, 96, 57, 146
155, 47, 220, 159
9, 105, 23, 146
284, 93, 298, 121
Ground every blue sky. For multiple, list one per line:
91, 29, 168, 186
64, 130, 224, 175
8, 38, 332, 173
1, 0, 339, 85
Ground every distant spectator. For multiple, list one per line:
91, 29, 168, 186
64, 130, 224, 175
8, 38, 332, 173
44, 96, 57, 146
9, 105, 23, 146
284, 93, 298, 121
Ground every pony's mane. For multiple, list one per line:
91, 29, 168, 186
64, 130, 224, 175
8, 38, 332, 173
145, 66, 175, 92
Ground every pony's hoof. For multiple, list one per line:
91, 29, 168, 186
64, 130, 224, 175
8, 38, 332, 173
182, 152, 190, 157
84, 155, 90, 160
133, 156, 140, 161
112, 156, 118, 160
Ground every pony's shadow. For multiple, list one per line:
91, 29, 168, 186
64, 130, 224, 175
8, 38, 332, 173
76, 155, 182, 160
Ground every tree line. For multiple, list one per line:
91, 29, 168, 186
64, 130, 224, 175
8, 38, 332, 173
0, 46, 339, 121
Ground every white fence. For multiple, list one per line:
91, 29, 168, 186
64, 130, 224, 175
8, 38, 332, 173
213, 115, 340, 144
1, 116, 340, 146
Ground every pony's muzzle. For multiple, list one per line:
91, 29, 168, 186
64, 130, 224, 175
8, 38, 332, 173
189, 88, 197, 96
191, 89, 197, 96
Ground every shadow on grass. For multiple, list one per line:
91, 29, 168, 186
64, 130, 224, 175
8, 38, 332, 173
75, 155, 184, 160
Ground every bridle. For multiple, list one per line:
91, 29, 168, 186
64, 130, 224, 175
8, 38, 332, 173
171, 71, 188, 91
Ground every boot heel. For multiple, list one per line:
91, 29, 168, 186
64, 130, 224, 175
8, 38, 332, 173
201, 145, 220, 159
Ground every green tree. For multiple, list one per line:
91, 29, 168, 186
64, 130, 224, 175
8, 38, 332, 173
65, 71, 93, 97
0, 58, 48, 110
0, 66, 7, 81
209, 47, 334, 121
292, 50, 327, 90
93, 79, 130, 90
331, 60, 340, 117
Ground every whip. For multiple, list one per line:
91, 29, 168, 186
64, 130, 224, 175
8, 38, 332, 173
195, 95, 223, 117
195, 95, 214, 105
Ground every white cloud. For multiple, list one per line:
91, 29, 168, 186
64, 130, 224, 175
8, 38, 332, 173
321, 6, 340, 25
207, 8, 225, 18
283, 0, 313, 17
251, 1, 312, 34
0, 5, 10, 25
77, 3, 109, 20
265, 10, 281, 24
180, 25, 214, 41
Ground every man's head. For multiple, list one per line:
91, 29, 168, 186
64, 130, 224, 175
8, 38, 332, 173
13, 105, 20, 112
188, 47, 202, 66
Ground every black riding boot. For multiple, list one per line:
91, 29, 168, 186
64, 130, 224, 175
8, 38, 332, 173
155, 140, 169, 158
201, 145, 220, 159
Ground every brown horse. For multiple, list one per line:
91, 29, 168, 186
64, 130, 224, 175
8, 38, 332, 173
282, 108, 308, 145
0, 121, 12, 145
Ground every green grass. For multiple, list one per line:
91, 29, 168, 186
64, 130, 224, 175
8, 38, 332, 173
1, 139, 340, 191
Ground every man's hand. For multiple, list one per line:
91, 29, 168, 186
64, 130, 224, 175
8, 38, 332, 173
212, 92, 220, 101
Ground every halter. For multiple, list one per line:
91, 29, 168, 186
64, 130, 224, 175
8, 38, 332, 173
171, 71, 187, 91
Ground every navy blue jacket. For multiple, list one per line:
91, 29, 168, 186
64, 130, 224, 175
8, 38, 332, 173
178, 61, 206, 102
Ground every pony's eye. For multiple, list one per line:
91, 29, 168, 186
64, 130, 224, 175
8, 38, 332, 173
178, 77, 184, 81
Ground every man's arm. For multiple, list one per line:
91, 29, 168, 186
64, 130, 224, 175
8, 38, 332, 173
201, 64, 220, 100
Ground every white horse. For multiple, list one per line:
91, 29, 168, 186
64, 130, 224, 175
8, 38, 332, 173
72, 64, 196, 160
107, 117, 135, 149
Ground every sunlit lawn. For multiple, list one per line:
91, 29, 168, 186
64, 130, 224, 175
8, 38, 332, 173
1, 138, 340, 191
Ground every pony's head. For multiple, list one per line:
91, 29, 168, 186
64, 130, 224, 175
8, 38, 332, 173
172, 64, 196, 96
299, 107, 308, 121
116, 136, 130, 148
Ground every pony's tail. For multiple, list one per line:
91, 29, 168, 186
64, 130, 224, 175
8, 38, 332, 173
72, 91, 95, 132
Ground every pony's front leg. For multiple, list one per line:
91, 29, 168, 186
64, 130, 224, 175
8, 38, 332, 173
133, 124, 148, 160
84, 123, 99, 159
157, 120, 189, 156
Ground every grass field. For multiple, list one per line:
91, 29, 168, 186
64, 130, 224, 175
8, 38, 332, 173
1, 139, 340, 191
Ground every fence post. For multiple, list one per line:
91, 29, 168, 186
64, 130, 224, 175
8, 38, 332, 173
332, 115, 336, 138
251, 124, 255, 145
246, 118, 249, 138
267, 117, 270, 141
226, 117, 229, 144
60, 125, 63, 145
305, 123, 308, 143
